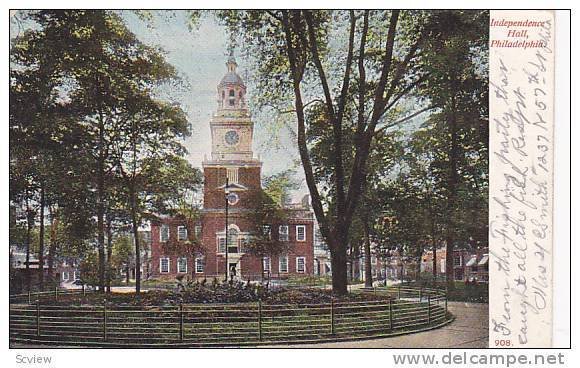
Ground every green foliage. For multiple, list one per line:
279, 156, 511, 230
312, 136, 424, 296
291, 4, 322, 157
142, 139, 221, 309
242, 190, 289, 260
79, 251, 101, 287
262, 169, 300, 206
216, 10, 489, 294
10, 10, 202, 292
112, 235, 134, 269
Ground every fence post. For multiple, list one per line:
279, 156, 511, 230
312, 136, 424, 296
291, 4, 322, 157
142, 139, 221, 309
103, 299, 107, 341
419, 288, 423, 302
54, 286, 58, 302
445, 293, 448, 316
398, 286, 401, 299
82, 284, 86, 297
258, 299, 262, 341
427, 295, 431, 324
36, 300, 40, 337
179, 303, 184, 341
330, 297, 335, 335
389, 298, 393, 330
28, 290, 31, 305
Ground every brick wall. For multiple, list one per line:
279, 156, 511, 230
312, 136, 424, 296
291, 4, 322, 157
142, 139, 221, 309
150, 213, 314, 280
203, 166, 261, 209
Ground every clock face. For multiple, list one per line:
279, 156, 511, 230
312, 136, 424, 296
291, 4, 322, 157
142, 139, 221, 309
227, 192, 239, 205
224, 130, 240, 146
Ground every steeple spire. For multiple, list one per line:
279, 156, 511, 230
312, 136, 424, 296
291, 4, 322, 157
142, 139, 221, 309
226, 46, 237, 72
217, 47, 247, 112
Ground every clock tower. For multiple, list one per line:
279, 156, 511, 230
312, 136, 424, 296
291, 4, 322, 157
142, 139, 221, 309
148, 51, 315, 282
201, 51, 263, 277
209, 52, 255, 162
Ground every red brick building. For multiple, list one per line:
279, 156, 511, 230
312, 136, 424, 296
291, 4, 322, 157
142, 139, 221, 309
421, 247, 489, 282
150, 54, 314, 280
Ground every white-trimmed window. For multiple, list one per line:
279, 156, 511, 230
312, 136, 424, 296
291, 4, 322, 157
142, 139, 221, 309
240, 238, 249, 252
228, 228, 239, 252
296, 225, 306, 242
62, 271, 70, 281
177, 226, 188, 241
227, 167, 239, 184
160, 224, 169, 242
262, 225, 272, 240
177, 257, 187, 273
74, 271, 80, 280
279, 225, 289, 241
218, 237, 226, 253
296, 257, 306, 273
453, 256, 462, 267
279, 255, 288, 273
195, 258, 204, 273
263, 257, 271, 272
160, 257, 170, 273
194, 225, 202, 239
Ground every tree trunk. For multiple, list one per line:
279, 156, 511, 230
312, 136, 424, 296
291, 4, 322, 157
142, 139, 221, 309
445, 235, 455, 288
47, 206, 57, 286
445, 99, 459, 291
432, 238, 437, 281
106, 216, 113, 293
429, 216, 437, 283
144, 247, 149, 280
25, 205, 33, 292
130, 186, 141, 295
260, 256, 264, 282
38, 183, 45, 291
329, 232, 348, 295
363, 218, 373, 288
97, 119, 106, 292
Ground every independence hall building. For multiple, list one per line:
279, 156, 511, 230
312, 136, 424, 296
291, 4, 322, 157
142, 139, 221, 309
150, 54, 314, 280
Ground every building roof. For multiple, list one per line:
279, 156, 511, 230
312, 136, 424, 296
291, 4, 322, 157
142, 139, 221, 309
465, 255, 477, 267
219, 71, 245, 86
478, 255, 489, 266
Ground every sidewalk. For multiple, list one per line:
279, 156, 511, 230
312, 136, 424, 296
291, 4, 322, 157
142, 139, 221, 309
269, 301, 489, 348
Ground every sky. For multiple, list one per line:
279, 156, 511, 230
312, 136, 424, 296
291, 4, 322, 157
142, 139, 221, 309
121, 12, 309, 201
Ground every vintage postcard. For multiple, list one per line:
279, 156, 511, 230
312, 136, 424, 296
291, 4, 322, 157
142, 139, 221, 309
5, 5, 572, 367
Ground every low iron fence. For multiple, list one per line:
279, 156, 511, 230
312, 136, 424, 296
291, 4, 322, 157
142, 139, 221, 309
9, 287, 450, 347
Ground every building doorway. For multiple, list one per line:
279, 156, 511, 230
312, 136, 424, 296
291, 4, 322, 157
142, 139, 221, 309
229, 262, 239, 280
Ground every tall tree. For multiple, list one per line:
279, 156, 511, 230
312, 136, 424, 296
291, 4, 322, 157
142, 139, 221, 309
217, 10, 485, 294
11, 10, 194, 292
415, 11, 489, 289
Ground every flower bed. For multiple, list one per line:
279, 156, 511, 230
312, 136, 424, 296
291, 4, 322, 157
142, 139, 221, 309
19, 281, 387, 307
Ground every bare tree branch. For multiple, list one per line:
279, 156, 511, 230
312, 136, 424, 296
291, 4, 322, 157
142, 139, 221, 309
355, 10, 370, 144
374, 105, 437, 136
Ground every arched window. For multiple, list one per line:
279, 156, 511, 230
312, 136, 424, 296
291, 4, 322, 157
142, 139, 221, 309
227, 228, 239, 252
229, 89, 235, 97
